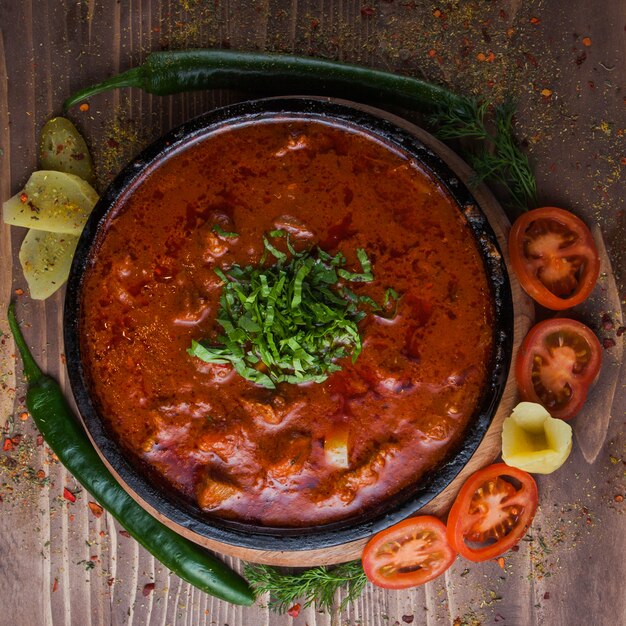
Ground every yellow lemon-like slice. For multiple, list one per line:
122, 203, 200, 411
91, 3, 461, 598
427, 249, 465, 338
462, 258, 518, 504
502, 402, 572, 474
3, 170, 98, 235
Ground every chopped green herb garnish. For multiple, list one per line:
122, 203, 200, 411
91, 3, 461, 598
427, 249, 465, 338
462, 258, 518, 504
189, 233, 380, 388
211, 223, 239, 238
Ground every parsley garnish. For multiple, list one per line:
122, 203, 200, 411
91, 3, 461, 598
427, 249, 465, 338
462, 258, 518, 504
189, 233, 378, 388
211, 224, 239, 238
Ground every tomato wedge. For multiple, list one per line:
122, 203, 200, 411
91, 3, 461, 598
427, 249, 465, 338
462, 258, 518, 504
509, 207, 600, 310
362, 516, 456, 589
516, 318, 602, 420
447, 464, 538, 562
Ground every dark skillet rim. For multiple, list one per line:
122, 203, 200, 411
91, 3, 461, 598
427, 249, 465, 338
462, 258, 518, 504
64, 97, 513, 551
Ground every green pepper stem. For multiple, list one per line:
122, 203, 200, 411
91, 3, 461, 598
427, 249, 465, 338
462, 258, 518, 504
7, 303, 44, 383
63, 67, 144, 110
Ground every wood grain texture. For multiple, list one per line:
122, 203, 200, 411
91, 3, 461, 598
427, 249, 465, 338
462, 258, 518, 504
1, 1, 624, 625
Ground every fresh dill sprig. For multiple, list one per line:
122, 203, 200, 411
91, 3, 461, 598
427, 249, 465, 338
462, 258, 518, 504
243, 560, 368, 613
431, 96, 538, 211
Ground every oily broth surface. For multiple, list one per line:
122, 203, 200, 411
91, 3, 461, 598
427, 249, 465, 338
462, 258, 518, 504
81, 119, 494, 526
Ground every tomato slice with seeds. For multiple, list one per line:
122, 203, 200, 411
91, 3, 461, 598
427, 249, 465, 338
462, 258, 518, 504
447, 464, 538, 562
516, 318, 602, 420
362, 516, 456, 589
509, 207, 600, 310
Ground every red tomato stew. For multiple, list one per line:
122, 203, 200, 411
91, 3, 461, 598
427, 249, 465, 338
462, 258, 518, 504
80, 118, 495, 527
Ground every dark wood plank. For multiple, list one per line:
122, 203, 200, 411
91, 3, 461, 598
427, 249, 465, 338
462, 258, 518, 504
1, 1, 624, 625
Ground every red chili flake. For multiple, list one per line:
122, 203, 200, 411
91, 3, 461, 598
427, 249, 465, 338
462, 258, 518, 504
603, 338, 616, 349
19, 412, 29, 421
541, 88, 553, 98
119, 530, 131, 538
287, 603, 301, 618
486, 51, 495, 62
575, 52, 587, 66
142, 582, 156, 597
620, 157, 626, 165
36, 469, 46, 479
107, 577, 115, 587
36, 434, 44, 446
63, 487, 76, 503
433, 9, 442, 18
511, 544, 520, 552
79, 103, 89, 112
428, 48, 437, 57
14, 288, 24, 296
310, 18, 319, 30
3, 439, 13, 452
544, 592, 551, 600
617, 326, 625, 337
582, 37, 592, 46
60, 353, 66, 365
88, 501, 104, 518
530, 16, 541, 25
615, 494, 624, 503
99, 530, 106, 537
496, 557, 506, 569
602, 314, 614, 330
69, 514, 75, 522
402, 616, 415, 624
11, 434, 22, 446
151, 26, 161, 33
52, 578, 59, 593
523, 52, 538, 67
476, 52, 486, 62
19, 193, 28, 203
360, 6, 375, 17
499, 9, 508, 19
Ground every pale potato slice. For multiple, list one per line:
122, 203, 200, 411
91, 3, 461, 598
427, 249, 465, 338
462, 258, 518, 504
19, 229, 79, 300
3, 170, 98, 234
324, 424, 350, 469
501, 402, 572, 474
39, 117, 95, 182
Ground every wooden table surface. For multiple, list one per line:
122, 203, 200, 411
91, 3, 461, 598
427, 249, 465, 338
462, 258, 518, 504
1, 1, 624, 625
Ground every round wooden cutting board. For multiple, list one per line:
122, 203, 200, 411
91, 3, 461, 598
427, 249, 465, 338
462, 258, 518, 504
87, 101, 535, 567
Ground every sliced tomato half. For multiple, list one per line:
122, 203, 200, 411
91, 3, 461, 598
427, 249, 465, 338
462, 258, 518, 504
516, 318, 602, 420
509, 207, 600, 310
362, 516, 456, 589
447, 464, 538, 562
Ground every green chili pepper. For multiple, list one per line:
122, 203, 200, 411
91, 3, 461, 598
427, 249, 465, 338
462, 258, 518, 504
6, 302, 254, 606
63, 49, 464, 113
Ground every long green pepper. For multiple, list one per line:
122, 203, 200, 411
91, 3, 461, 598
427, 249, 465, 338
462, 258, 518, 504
63, 49, 464, 113
7, 303, 254, 606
